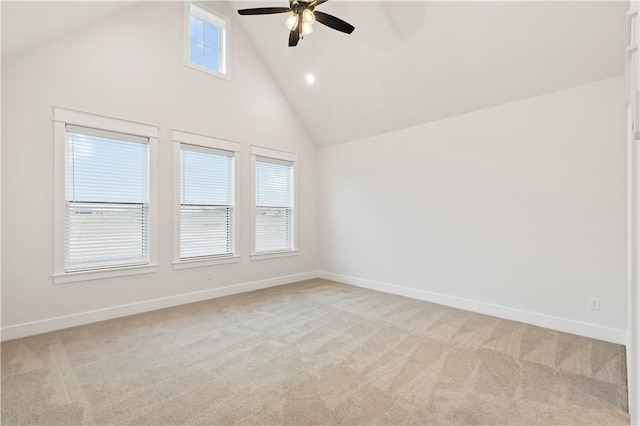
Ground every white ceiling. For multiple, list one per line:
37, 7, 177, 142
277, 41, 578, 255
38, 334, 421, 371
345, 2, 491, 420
1, 1, 136, 58
1, 1, 628, 147
233, 1, 628, 146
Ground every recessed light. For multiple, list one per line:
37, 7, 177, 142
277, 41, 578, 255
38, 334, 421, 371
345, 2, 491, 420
306, 74, 316, 85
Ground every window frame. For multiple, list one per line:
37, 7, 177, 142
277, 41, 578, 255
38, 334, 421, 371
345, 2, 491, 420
52, 107, 159, 284
183, 2, 231, 81
250, 145, 298, 261
172, 130, 240, 270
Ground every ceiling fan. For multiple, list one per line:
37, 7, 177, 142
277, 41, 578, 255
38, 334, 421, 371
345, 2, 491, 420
237, 0, 355, 47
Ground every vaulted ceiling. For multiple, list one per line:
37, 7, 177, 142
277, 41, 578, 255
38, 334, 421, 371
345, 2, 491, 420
233, 1, 627, 146
2, 1, 628, 147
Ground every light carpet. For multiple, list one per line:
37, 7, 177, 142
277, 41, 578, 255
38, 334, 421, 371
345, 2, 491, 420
1, 279, 629, 425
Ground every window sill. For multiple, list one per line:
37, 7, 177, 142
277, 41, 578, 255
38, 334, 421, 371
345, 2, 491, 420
53, 264, 158, 284
184, 62, 231, 82
250, 250, 298, 261
172, 255, 240, 270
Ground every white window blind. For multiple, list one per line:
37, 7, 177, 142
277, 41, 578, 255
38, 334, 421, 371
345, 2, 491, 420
65, 125, 149, 272
180, 144, 234, 259
255, 156, 294, 252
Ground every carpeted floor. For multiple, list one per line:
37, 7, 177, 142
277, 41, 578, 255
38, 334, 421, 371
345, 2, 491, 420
1, 279, 630, 425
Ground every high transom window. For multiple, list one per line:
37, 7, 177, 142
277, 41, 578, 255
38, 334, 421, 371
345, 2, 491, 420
185, 3, 229, 79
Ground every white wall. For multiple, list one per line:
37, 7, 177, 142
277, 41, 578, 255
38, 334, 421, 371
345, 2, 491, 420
627, 1, 640, 422
1, 1, 317, 334
319, 76, 628, 341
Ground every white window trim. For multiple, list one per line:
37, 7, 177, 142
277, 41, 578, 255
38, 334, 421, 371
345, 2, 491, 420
250, 145, 298, 260
172, 256, 240, 270
53, 265, 159, 285
52, 107, 159, 284
183, 2, 231, 81
250, 250, 299, 261
172, 130, 241, 270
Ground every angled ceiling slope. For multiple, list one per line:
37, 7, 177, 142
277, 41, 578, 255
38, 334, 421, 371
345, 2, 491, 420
1, 1, 137, 59
234, 1, 627, 147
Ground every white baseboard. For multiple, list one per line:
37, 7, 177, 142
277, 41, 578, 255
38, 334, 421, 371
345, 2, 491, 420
319, 271, 627, 346
3, 271, 627, 346
1, 272, 319, 341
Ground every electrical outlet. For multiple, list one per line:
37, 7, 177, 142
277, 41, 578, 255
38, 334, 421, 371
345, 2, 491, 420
207, 272, 213, 281
342, 260, 348, 269
589, 298, 600, 311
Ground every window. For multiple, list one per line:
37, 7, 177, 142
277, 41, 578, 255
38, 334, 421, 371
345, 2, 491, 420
172, 131, 240, 269
53, 107, 158, 283
65, 126, 149, 271
184, 3, 230, 79
251, 146, 298, 259
180, 146, 234, 259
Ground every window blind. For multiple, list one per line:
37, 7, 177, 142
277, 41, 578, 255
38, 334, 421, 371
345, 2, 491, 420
65, 125, 149, 272
255, 156, 293, 252
180, 144, 234, 259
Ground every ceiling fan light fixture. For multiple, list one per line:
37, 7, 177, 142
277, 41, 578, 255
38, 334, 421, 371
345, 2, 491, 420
285, 13, 299, 31
302, 9, 315, 24
301, 22, 314, 35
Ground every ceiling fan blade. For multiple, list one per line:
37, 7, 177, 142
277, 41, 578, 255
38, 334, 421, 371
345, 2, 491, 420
289, 27, 301, 46
238, 7, 290, 15
314, 11, 355, 34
